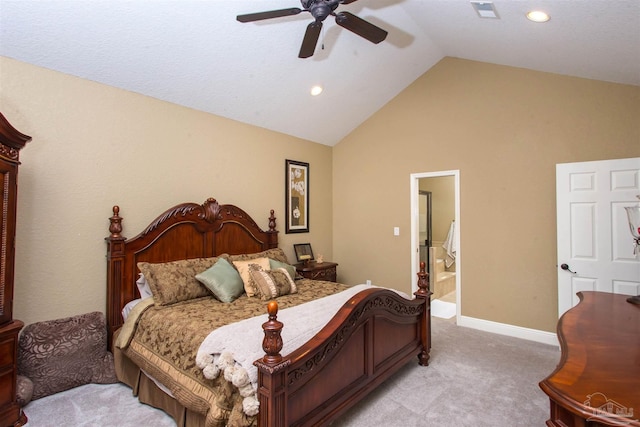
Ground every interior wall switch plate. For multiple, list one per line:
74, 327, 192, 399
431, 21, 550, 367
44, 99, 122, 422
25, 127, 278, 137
393, 227, 400, 236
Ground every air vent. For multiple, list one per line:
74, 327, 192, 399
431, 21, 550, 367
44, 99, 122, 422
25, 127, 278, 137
471, 1, 499, 19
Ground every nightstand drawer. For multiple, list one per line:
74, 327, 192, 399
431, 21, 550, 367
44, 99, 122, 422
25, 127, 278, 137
296, 261, 338, 283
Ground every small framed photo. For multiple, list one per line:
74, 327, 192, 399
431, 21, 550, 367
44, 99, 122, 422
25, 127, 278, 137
286, 159, 309, 233
294, 243, 314, 263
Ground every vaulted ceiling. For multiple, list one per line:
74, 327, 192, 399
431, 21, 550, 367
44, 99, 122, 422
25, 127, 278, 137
1, 0, 639, 146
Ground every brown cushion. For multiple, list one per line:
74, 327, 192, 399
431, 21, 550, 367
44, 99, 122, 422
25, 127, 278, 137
249, 265, 297, 300
138, 257, 222, 306
227, 248, 290, 265
18, 311, 117, 400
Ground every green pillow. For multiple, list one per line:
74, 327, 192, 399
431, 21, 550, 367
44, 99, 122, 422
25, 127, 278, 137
269, 259, 297, 280
196, 258, 244, 303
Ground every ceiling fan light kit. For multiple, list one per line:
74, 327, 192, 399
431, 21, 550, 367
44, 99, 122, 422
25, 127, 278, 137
236, 0, 388, 59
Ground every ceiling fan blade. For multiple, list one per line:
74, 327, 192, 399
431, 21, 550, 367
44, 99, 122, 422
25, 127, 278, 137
335, 11, 387, 44
340, 0, 359, 4
237, 8, 302, 23
299, 21, 323, 58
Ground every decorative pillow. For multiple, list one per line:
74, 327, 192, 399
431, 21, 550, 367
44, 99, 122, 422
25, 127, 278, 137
196, 258, 244, 303
18, 311, 117, 401
231, 257, 270, 297
249, 265, 297, 300
136, 273, 153, 299
269, 258, 298, 280
228, 248, 289, 265
138, 257, 219, 306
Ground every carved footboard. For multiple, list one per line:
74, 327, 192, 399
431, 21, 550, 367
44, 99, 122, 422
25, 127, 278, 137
255, 263, 431, 427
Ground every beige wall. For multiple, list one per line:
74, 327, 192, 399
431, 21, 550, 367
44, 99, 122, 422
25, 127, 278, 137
3, 56, 639, 334
1, 57, 334, 327
333, 57, 640, 332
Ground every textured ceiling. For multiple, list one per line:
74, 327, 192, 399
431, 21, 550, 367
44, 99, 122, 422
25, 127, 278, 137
1, 0, 639, 146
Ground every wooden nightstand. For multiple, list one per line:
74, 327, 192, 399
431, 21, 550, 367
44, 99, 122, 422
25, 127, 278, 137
295, 261, 338, 282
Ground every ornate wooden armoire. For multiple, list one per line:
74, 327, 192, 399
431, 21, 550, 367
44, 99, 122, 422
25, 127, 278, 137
0, 112, 31, 427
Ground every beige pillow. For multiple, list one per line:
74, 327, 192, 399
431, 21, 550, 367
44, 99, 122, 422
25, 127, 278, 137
249, 265, 297, 301
232, 257, 270, 297
138, 257, 219, 306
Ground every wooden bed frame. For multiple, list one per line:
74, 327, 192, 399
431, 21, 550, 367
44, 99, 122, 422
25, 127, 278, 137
106, 197, 431, 427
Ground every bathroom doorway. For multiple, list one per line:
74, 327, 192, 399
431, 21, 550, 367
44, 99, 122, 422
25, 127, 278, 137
410, 170, 460, 321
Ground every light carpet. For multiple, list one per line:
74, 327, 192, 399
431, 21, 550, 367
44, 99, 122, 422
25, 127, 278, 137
23, 382, 174, 426
431, 299, 456, 319
22, 317, 560, 427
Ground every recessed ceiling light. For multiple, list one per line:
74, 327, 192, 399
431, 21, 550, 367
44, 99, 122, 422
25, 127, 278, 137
310, 85, 323, 96
526, 10, 550, 23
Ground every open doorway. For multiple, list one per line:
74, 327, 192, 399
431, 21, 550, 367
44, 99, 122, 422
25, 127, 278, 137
410, 171, 460, 322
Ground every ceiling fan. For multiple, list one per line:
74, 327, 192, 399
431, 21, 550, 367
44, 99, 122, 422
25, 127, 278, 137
236, 0, 388, 58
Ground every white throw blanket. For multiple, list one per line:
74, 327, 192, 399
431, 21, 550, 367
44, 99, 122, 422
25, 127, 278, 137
196, 284, 381, 416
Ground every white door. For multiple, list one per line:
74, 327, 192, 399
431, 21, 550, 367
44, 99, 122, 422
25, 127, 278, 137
556, 157, 640, 318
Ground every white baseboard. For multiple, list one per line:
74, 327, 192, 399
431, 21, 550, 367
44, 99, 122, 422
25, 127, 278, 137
457, 315, 559, 347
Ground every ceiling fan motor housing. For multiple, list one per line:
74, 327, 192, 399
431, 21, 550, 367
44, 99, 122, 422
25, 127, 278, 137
303, 0, 340, 21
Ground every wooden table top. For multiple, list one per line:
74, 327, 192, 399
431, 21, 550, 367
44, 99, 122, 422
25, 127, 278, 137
540, 291, 640, 426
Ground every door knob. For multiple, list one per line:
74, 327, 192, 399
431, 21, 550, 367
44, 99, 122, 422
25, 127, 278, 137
560, 263, 577, 274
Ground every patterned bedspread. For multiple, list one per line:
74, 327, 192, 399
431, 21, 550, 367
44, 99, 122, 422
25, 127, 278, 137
119, 279, 348, 427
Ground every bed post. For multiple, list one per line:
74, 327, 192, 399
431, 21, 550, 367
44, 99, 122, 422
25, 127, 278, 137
261, 301, 283, 364
414, 261, 432, 366
266, 209, 278, 249
254, 301, 289, 427
105, 206, 126, 350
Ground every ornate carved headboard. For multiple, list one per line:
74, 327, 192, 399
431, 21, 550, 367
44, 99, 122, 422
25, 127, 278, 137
105, 197, 278, 345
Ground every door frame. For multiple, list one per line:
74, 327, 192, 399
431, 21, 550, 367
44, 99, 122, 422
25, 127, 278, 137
410, 170, 461, 320
419, 190, 433, 283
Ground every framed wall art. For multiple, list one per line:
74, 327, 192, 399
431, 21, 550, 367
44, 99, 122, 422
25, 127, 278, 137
285, 159, 309, 233
293, 243, 314, 262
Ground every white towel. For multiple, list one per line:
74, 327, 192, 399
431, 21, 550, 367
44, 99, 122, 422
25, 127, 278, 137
443, 220, 456, 268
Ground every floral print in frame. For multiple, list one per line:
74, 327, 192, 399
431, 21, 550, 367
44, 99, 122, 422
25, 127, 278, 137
285, 159, 309, 233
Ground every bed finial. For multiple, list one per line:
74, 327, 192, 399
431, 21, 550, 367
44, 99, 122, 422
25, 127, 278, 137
261, 301, 283, 364
109, 205, 123, 238
414, 261, 430, 298
268, 210, 276, 232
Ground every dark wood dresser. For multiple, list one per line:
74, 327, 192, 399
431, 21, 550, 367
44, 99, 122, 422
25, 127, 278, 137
295, 261, 338, 282
0, 112, 31, 427
539, 291, 639, 427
